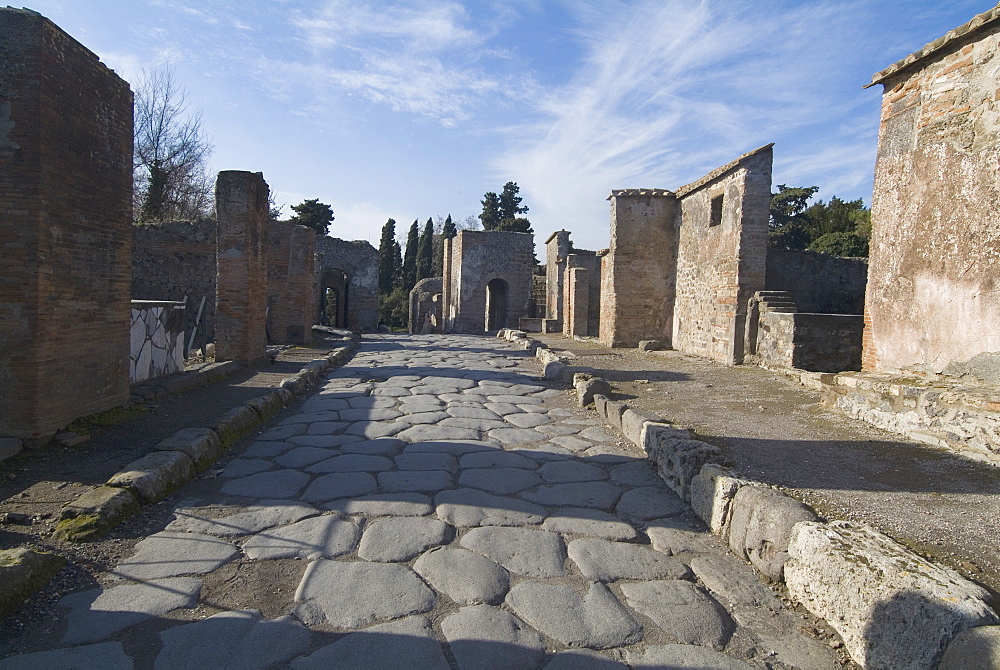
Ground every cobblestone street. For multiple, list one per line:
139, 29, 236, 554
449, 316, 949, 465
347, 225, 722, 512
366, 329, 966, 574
0, 335, 843, 669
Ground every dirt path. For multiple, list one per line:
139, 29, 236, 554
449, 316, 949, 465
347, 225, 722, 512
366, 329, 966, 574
537, 334, 1000, 599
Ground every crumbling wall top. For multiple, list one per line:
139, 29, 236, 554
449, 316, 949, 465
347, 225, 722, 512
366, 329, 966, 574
674, 143, 774, 198
607, 188, 674, 199
867, 5, 1000, 87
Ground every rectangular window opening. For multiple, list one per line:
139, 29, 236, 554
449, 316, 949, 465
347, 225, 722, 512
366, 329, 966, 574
710, 194, 724, 227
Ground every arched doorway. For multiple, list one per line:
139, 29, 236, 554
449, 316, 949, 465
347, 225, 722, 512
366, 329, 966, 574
319, 269, 349, 327
485, 278, 508, 331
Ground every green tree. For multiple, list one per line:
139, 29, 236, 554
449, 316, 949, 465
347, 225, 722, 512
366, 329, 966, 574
377, 218, 399, 296
479, 192, 501, 231
809, 231, 869, 257
434, 213, 457, 276
768, 184, 818, 251
481, 182, 532, 233
417, 217, 434, 281
289, 198, 334, 236
402, 219, 419, 292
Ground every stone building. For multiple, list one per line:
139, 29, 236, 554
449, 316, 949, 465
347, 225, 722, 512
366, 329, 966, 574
0, 9, 133, 443
314, 236, 379, 332
862, 5, 1000, 376
267, 222, 317, 344
442, 230, 535, 333
599, 145, 773, 364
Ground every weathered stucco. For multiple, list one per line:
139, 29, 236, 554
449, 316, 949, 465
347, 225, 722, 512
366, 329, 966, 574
864, 8, 1000, 373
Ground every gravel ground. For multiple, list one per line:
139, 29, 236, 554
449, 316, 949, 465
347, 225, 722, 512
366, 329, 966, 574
537, 334, 1000, 601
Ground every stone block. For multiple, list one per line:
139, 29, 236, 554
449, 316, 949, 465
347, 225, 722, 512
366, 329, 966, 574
0, 548, 66, 618
689, 464, 750, 537
155, 428, 223, 472
280, 376, 306, 395
107, 451, 196, 503
604, 399, 628, 431
246, 391, 287, 422
727, 486, 817, 582
638, 340, 662, 352
213, 405, 263, 448
785, 521, 999, 669
55, 486, 142, 542
0, 437, 22, 462
575, 376, 612, 407
543, 360, 568, 381
644, 424, 720, 502
940, 626, 1000, 670
620, 408, 659, 447
201, 361, 240, 379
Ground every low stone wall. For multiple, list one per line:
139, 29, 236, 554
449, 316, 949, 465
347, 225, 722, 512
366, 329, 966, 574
130, 301, 186, 384
766, 249, 867, 315
755, 312, 863, 373
821, 371, 1000, 466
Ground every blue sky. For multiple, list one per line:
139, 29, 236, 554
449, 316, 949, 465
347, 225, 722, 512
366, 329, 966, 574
29, 0, 994, 251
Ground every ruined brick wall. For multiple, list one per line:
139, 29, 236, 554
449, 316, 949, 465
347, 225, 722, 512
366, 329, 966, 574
0, 9, 132, 441
562, 252, 601, 337
409, 277, 443, 333
864, 8, 1000, 373
564, 267, 590, 338
215, 171, 268, 364
545, 230, 571, 325
267, 222, 316, 344
444, 230, 535, 333
315, 236, 378, 332
599, 191, 677, 348
672, 145, 772, 364
132, 218, 217, 331
766, 249, 868, 315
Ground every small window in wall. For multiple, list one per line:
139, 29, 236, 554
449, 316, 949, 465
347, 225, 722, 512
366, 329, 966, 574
710, 194, 724, 227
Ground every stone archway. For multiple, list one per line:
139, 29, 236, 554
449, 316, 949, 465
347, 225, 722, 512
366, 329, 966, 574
485, 278, 508, 331
319, 269, 349, 327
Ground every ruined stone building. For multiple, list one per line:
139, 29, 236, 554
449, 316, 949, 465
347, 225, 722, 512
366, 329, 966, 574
441, 230, 535, 333
315, 237, 379, 333
863, 5, 1000, 378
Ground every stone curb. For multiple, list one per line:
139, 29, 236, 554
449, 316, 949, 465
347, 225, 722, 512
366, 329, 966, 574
567, 367, 1000, 669
50, 337, 359, 545
0, 548, 67, 619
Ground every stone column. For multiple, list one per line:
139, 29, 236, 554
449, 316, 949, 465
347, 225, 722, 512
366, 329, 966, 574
215, 171, 269, 364
566, 267, 590, 337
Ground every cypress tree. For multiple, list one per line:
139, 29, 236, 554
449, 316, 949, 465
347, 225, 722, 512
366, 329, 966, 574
402, 219, 419, 292
417, 217, 434, 281
377, 218, 398, 295
435, 213, 457, 276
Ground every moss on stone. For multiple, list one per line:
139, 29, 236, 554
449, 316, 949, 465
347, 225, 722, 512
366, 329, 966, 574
0, 548, 66, 618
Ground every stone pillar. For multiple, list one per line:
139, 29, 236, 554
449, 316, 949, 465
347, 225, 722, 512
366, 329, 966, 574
215, 171, 269, 363
545, 230, 571, 328
566, 267, 590, 338
0, 9, 133, 443
441, 236, 454, 332
286, 224, 316, 343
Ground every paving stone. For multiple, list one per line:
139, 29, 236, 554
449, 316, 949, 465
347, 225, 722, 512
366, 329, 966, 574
582, 445, 636, 463
295, 560, 436, 628
358, 516, 451, 562
615, 485, 688, 520
300, 397, 349, 412
166, 500, 318, 536
306, 454, 394, 473
489, 427, 547, 444
301, 472, 378, 503
521, 482, 621, 510
505, 413, 551, 428
60, 577, 202, 644
579, 427, 619, 443
291, 616, 449, 670
220, 458, 273, 478
506, 581, 642, 649
339, 408, 403, 421
378, 470, 453, 493
257, 424, 308, 442
535, 424, 582, 437
340, 437, 405, 455
241, 440, 295, 459
609, 461, 662, 487
398, 425, 481, 442
373, 387, 412, 397
538, 460, 608, 483
306, 421, 350, 435
543, 649, 628, 669
115, 532, 238, 580
413, 547, 510, 605
568, 538, 691, 582
348, 396, 398, 409
280, 410, 343, 424
275, 446, 339, 468
620, 580, 734, 648
287, 434, 363, 448
442, 605, 544, 670
460, 450, 538, 470
395, 453, 458, 472
448, 407, 502, 420
627, 645, 753, 669
345, 420, 408, 438
542, 508, 638, 541
405, 440, 494, 456
550, 435, 593, 451
399, 400, 446, 413
516, 404, 549, 414
459, 467, 543, 495
398, 411, 452, 425
518, 444, 577, 461
326, 492, 433, 516
646, 525, 720, 555
436, 489, 546, 527
220, 469, 311, 499
461, 526, 565, 578
484, 402, 523, 416
242, 514, 360, 560
0, 642, 132, 670
155, 609, 311, 670
488, 395, 543, 404
441, 417, 509, 431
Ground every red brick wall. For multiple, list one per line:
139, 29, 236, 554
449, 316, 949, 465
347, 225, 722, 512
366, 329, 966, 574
0, 10, 132, 441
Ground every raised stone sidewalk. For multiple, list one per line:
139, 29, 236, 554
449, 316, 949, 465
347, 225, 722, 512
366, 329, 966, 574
0, 334, 849, 669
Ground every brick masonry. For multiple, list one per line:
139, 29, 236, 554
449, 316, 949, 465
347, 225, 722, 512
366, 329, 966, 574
215, 171, 269, 364
267, 221, 317, 344
0, 9, 133, 441
315, 236, 379, 332
864, 7, 1000, 373
765, 249, 868, 315
544, 230, 571, 328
